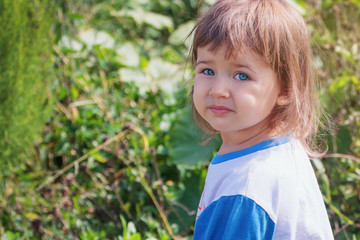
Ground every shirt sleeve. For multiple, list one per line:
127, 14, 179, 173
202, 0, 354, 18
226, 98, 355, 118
194, 195, 275, 240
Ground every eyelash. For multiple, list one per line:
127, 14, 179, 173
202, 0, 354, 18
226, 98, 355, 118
200, 68, 250, 81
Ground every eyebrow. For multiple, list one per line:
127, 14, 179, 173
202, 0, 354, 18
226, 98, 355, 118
196, 60, 213, 66
232, 63, 255, 73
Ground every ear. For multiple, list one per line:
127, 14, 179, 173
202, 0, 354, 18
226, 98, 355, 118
276, 93, 289, 106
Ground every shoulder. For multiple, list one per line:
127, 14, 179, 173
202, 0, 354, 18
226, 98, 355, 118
247, 139, 334, 239
245, 139, 303, 222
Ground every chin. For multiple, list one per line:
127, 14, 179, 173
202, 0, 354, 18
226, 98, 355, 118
211, 125, 235, 133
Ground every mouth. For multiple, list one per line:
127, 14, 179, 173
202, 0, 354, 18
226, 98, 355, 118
208, 105, 233, 115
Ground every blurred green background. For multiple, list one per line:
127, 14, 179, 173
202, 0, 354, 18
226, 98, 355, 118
0, 0, 359, 239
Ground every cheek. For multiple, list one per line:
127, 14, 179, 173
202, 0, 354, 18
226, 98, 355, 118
264, 86, 280, 107
257, 90, 280, 116
192, 81, 206, 111
192, 86, 201, 109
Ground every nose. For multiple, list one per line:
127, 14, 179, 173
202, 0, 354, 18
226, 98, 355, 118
209, 76, 230, 98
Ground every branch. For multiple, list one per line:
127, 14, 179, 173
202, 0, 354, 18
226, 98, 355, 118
323, 153, 360, 163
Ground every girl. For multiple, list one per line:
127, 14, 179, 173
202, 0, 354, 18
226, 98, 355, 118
190, 0, 334, 239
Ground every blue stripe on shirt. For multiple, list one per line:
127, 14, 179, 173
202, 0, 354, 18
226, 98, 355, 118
194, 195, 275, 240
211, 137, 289, 165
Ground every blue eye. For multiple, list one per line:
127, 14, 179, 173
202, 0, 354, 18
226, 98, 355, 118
234, 73, 249, 81
203, 69, 215, 75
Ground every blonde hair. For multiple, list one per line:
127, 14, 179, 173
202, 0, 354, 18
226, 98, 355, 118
189, 0, 321, 155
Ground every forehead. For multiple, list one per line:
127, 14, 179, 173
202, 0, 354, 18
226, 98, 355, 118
194, 39, 243, 61
196, 44, 268, 67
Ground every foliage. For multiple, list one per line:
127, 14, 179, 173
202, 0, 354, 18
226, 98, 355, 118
0, 0, 360, 239
0, 0, 54, 179
1, 0, 202, 238
303, 0, 360, 238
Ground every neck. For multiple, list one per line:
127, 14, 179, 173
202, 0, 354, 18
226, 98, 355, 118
218, 122, 277, 155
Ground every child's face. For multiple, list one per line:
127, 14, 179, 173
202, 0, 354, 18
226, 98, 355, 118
193, 44, 282, 135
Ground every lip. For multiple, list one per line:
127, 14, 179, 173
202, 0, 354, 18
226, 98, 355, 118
208, 105, 233, 115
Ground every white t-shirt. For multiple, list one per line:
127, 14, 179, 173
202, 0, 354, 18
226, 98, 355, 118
194, 137, 334, 240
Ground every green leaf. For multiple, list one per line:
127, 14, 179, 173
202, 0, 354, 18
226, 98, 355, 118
167, 168, 203, 234
120, 216, 128, 240
129, 233, 141, 240
168, 106, 221, 167
335, 125, 352, 154
329, 204, 354, 225
1, 232, 21, 240
25, 212, 40, 220
69, 13, 84, 20
322, 73, 350, 112
351, 75, 360, 91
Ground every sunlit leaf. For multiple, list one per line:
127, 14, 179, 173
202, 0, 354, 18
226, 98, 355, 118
329, 204, 354, 225
129, 233, 141, 240
335, 45, 352, 61
349, 0, 360, 9
111, 9, 173, 30
142, 12, 173, 30
79, 29, 115, 49
147, 58, 181, 93
59, 35, 83, 51
127, 222, 137, 235
169, 20, 196, 46
25, 213, 40, 220
351, 76, 360, 91
351, 44, 358, 55
322, 73, 351, 112
91, 152, 107, 163
116, 42, 140, 67
119, 68, 147, 85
